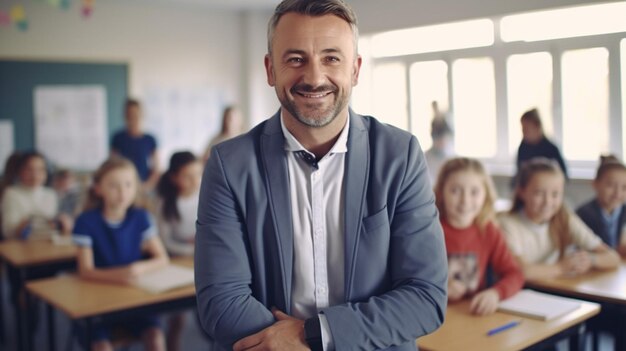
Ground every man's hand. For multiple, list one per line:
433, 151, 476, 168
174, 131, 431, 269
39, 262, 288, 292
233, 309, 310, 351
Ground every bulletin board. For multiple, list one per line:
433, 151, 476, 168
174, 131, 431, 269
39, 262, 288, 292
0, 59, 128, 170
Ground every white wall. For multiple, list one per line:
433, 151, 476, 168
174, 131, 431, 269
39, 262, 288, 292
0, 1, 244, 98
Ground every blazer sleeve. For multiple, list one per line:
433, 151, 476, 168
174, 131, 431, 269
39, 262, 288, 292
194, 148, 274, 348
322, 136, 448, 350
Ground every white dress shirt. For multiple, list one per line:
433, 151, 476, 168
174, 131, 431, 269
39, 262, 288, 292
281, 115, 348, 350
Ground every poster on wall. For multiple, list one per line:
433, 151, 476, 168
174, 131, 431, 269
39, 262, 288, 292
34, 85, 108, 171
0, 120, 14, 175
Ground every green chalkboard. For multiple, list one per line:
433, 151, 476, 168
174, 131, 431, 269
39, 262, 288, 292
0, 59, 128, 151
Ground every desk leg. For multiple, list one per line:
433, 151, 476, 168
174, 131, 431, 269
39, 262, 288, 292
568, 322, 586, 351
10, 266, 28, 351
84, 319, 92, 351
47, 303, 56, 351
0, 262, 5, 346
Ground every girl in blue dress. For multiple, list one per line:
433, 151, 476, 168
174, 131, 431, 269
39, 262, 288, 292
73, 157, 169, 351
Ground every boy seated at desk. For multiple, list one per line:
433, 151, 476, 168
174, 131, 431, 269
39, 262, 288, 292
73, 157, 168, 351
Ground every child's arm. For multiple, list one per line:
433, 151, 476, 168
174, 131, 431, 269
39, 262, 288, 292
143, 150, 161, 191
127, 235, 170, 276
589, 244, 619, 270
76, 237, 169, 285
518, 259, 566, 280
77, 246, 146, 285
470, 226, 525, 315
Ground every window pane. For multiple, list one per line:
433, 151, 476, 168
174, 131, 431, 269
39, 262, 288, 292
409, 60, 449, 151
562, 48, 609, 160
507, 52, 553, 156
372, 62, 408, 130
452, 57, 497, 157
501, 2, 626, 42
371, 19, 494, 58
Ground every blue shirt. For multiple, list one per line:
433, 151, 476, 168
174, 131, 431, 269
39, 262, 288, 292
111, 131, 157, 181
601, 206, 623, 248
73, 208, 156, 268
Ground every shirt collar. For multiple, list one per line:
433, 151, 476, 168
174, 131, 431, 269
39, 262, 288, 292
601, 206, 622, 223
280, 112, 350, 155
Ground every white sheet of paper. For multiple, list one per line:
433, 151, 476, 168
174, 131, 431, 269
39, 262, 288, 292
34, 85, 108, 171
0, 120, 14, 174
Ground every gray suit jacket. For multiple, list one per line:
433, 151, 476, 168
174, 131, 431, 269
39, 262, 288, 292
195, 110, 448, 350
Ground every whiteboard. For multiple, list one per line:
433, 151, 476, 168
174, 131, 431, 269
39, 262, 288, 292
34, 85, 108, 171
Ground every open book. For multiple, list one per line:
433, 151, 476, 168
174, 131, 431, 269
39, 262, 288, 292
497, 289, 581, 321
134, 264, 195, 294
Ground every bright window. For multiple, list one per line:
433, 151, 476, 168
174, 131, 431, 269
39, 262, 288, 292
501, 2, 626, 42
562, 48, 609, 160
507, 52, 553, 156
372, 62, 408, 130
452, 57, 497, 157
371, 19, 494, 58
409, 60, 449, 150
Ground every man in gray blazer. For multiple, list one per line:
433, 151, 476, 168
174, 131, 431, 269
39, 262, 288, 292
194, 0, 448, 350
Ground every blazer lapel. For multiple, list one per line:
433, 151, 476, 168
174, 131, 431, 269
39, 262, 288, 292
261, 112, 293, 312
343, 111, 369, 299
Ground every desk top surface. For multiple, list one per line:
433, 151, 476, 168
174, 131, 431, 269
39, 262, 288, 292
26, 257, 194, 319
417, 299, 599, 351
527, 262, 626, 305
0, 239, 77, 267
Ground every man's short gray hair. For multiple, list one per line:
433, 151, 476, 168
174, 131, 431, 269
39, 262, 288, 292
267, 0, 359, 55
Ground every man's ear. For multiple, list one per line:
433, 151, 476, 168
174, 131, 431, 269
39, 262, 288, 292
352, 55, 362, 86
265, 54, 276, 87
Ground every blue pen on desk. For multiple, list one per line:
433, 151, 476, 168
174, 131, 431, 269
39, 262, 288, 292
486, 320, 522, 336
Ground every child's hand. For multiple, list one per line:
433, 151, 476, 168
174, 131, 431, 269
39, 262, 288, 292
562, 251, 592, 276
119, 263, 144, 284
56, 214, 74, 236
469, 289, 500, 315
448, 279, 467, 301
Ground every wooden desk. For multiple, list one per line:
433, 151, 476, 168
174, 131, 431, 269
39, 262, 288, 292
0, 239, 77, 351
526, 263, 626, 350
417, 299, 600, 351
526, 263, 626, 305
26, 257, 195, 351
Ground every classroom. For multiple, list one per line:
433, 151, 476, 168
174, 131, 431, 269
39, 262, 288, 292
1, 0, 626, 350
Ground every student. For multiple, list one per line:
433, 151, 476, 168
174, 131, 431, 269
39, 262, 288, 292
111, 99, 160, 192
1, 151, 71, 239
514, 108, 568, 182
424, 103, 454, 184
53, 168, 83, 218
156, 151, 202, 351
498, 158, 619, 280
156, 151, 201, 256
73, 157, 168, 351
435, 157, 524, 315
202, 105, 244, 163
576, 155, 626, 257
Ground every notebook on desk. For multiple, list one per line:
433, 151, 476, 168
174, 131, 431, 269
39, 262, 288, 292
134, 264, 195, 294
498, 289, 582, 321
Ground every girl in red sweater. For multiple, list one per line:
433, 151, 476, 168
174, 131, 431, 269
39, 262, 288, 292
434, 157, 524, 315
